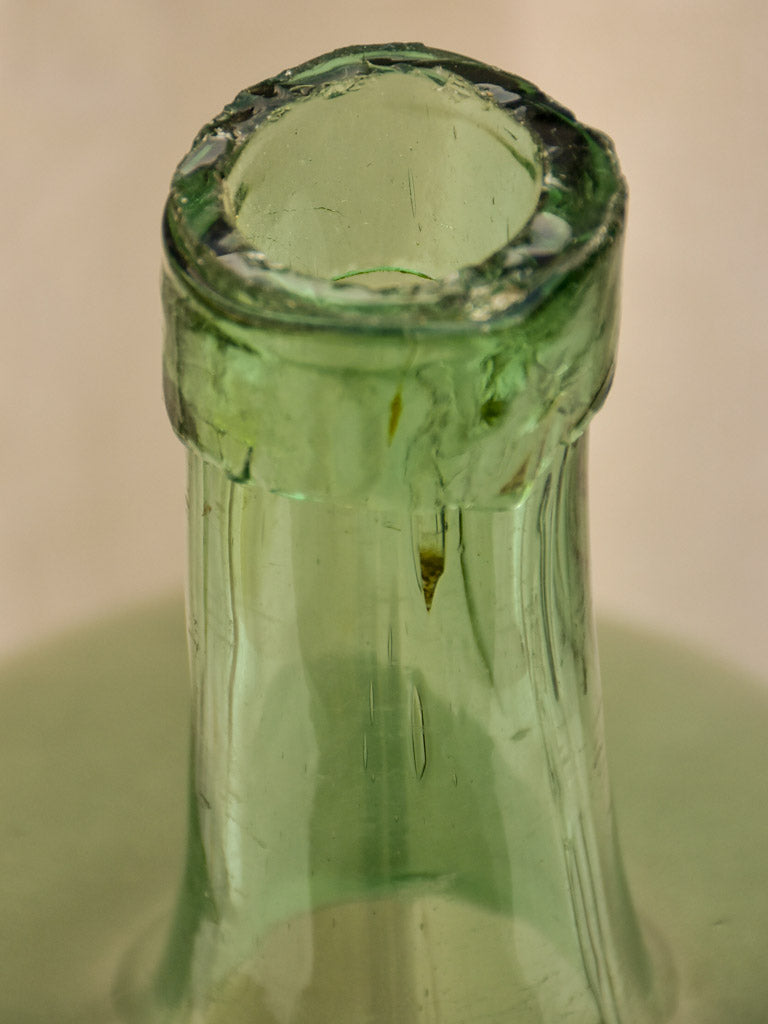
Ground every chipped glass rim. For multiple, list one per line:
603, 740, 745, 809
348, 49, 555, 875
163, 42, 626, 332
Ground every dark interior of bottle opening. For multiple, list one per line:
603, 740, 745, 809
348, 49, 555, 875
225, 69, 542, 289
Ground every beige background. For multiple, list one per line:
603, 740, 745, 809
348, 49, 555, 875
2, 0, 766, 680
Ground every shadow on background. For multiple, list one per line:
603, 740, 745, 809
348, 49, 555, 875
0, 596, 765, 1022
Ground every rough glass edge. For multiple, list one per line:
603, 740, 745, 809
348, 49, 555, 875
162, 41, 627, 332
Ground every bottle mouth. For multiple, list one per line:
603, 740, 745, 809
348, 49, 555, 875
223, 63, 542, 288
163, 42, 626, 331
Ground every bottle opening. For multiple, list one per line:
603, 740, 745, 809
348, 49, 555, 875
224, 68, 542, 287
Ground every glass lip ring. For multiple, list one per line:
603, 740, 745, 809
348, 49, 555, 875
163, 42, 626, 332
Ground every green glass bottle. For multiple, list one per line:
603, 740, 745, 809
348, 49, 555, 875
134, 42, 670, 1023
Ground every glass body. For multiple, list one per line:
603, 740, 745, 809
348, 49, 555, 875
133, 43, 669, 1024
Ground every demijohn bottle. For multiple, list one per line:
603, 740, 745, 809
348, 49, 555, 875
127, 42, 670, 1024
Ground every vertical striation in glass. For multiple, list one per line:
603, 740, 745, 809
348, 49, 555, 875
128, 41, 672, 1024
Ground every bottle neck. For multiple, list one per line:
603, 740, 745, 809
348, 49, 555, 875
153, 436, 656, 1022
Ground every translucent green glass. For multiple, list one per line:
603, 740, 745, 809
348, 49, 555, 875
139, 43, 670, 1024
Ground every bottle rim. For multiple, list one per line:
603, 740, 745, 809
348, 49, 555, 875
163, 42, 626, 334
